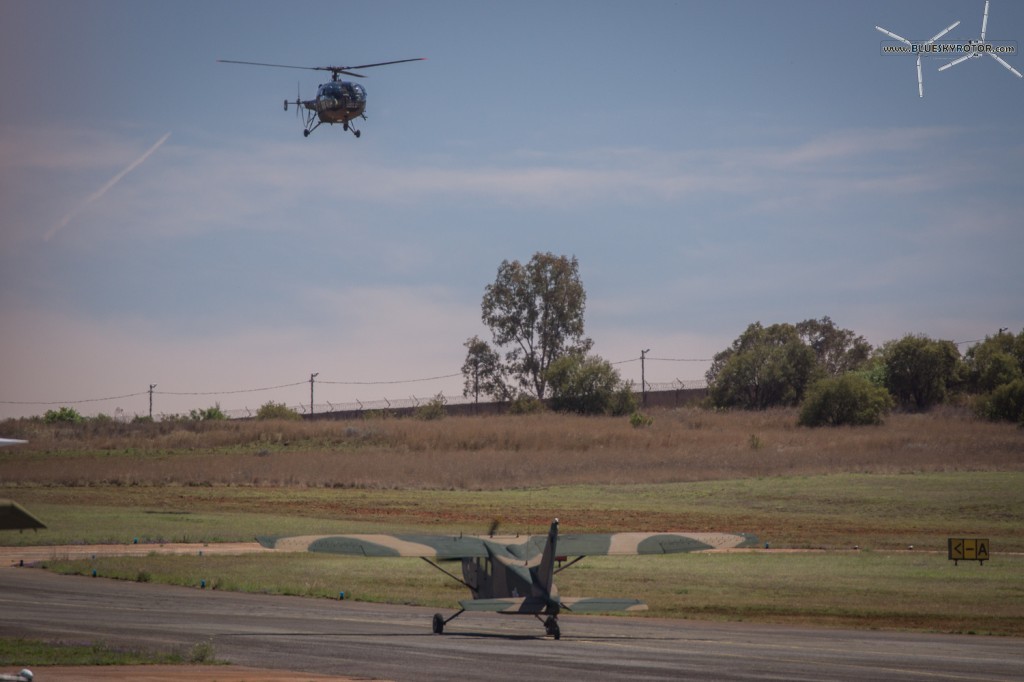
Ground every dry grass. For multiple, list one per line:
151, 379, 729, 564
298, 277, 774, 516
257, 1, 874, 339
2, 407, 1021, 490
0, 403, 1019, 489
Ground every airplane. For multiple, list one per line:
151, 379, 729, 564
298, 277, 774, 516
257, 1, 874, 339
218, 58, 425, 138
258, 518, 758, 639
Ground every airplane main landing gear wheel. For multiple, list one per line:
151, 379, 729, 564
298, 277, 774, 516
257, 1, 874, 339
544, 616, 560, 640
432, 612, 445, 635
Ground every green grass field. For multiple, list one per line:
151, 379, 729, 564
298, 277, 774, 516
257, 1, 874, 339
3, 409, 1023, 642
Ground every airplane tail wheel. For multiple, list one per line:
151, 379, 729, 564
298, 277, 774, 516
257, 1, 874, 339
432, 613, 445, 635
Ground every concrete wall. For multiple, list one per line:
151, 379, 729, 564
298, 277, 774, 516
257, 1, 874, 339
305, 388, 708, 421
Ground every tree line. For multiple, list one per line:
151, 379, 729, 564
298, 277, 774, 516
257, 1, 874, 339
462, 252, 1024, 427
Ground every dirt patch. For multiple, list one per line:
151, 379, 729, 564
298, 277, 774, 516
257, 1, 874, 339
10, 666, 374, 681
0, 543, 268, 567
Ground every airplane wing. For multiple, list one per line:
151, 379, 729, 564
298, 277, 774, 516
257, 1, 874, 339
258, 531, 758, 558
0, 499, 47, 531
257, 533, 492, 558
556, 532, 759, 556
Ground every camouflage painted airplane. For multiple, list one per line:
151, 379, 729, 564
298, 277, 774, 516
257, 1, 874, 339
258, 518, 757, 639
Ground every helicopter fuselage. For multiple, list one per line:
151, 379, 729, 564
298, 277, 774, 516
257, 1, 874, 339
306, 81, 367, 124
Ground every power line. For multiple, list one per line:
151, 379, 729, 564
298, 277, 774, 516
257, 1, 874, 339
319, 373, 462, 385
612, 356, 711, 365
0, 392, 147, 406
0, 373, 465, 409
156, 381, 307, 396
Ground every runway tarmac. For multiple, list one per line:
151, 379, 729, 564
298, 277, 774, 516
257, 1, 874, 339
2, 568, 1021, 681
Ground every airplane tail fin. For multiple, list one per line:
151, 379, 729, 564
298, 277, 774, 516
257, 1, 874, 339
533, 518, 559, 602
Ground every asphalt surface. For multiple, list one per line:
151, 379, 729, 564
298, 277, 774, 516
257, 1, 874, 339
2, 568, 1022, 681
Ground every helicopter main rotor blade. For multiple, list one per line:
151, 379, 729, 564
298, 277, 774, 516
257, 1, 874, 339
218, 58, 425, 78
988, 52, 1023, 78
218, 59, 320, 71
927, 20, 960, 45
875, 25, 912, 46
938, 53, 973, 71
340, 57, 426, 70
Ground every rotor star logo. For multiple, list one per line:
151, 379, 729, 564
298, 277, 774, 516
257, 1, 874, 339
876, 0, 1021, 98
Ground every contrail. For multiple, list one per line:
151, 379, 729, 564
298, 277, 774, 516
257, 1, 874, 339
45, 131, 172, 241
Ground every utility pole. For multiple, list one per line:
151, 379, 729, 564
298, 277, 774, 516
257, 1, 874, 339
641, 349, 650, 407
473, 359, 480, 406
310, 373, 318, 415
149, 384, 157, 419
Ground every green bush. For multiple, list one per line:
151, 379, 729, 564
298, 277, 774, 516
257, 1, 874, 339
414, 393, 446, 421
44, 406, 84, 423
629, 411, 654, 428
508, 395, 545, 415
975, 379, 1024, 424
798, 373, 894, 427
610, 383, 639, 416
256, 401, 301, 421
189, 404, 227, 421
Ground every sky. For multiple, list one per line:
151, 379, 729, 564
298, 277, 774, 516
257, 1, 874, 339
1, 0, 1022, 420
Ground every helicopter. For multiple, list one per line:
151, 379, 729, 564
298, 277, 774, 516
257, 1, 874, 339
218, 58, 425, 138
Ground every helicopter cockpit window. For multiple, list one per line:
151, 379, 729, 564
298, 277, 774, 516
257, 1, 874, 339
319, 83, 343, 99
343, 83, 366, 102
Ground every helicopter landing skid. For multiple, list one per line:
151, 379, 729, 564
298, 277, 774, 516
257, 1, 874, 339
301, 116, 362, 138
301, 112, 322, 138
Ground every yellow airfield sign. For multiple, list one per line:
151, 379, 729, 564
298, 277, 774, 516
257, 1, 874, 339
948, 538, 990, 565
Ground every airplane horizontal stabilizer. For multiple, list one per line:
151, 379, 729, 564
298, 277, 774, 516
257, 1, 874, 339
559, 597, 648, 613
459, 597, 545, 614
458, 597, 647, 614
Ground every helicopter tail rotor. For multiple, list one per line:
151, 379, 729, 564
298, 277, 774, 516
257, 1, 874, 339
285, 82, 302, 113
